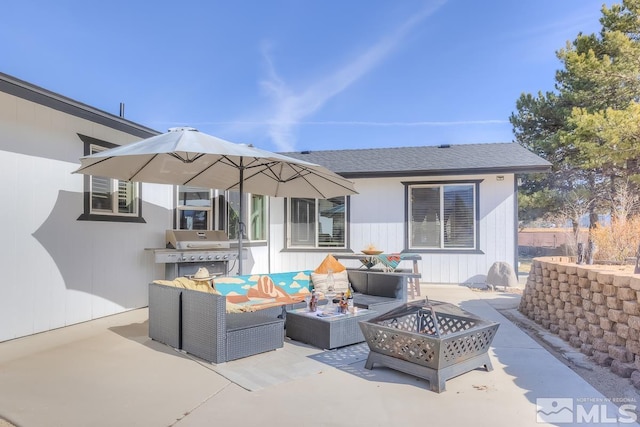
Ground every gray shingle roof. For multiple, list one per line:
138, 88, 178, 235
282, 143, 550, 178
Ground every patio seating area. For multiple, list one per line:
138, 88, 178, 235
0, 284, 634, 427
149, 268, 408, 361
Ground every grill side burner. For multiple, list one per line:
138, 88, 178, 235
153, 230, 238, 279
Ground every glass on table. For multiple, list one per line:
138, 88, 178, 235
324, 291, 337, 313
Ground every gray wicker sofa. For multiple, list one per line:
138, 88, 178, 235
148, 270, 408, 362
346, 270, 408, 313
148, 282, 296, 363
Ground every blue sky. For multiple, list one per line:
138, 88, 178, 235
2, 1, 611, 153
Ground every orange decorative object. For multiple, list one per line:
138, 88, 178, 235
362, 250, 383, 255
314, 254, 347, 274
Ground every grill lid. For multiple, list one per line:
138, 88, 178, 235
166, 229, 230, 249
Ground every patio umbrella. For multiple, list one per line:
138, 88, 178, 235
74, 127, 357, 274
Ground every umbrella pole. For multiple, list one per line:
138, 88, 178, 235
238, 162, 244, 275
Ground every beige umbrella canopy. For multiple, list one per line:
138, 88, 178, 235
74, 127, 357, 273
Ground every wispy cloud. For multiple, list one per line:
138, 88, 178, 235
260, 1, 448, 151
195, 119, 507, 127
303, 120, 508, 126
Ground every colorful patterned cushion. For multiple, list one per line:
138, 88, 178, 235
156, 271, 312, 312
213, 271, 312, 311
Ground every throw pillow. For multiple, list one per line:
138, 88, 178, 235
314, 254, 346, 274
311, 270, 349, 294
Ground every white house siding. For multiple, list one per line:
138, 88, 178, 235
0, 90, 171, 342
268, 175, 516, 285
0, 77, 527, 341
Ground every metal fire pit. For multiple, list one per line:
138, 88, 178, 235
359, 299, 499, 392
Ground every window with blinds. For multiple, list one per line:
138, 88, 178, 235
89, 145, 138, 216
409, 183, 476, 250
177, 186, 212, 230
174, 187, 267, 240
287, 196, 347, 248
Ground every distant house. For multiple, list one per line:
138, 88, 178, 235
0, 71, 550, 342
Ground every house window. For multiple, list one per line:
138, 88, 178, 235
408, 182, 478, 250
77, 134, 144, 223
226, 191, 267, 241
176, 187, 267, 240
287, 197, 346, 248
176, 186, 212, 230
89, 145, 139, 216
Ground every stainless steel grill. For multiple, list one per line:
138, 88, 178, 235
153, 230, 238, 279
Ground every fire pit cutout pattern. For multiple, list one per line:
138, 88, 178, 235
359, 300, 499, 392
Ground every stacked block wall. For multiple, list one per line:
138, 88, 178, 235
519, 257, 640, 384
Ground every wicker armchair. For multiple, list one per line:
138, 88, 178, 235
148, 283, 286, 363
181, 289, 285, 363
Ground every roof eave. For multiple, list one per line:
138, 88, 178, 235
0, 72, 160, 139
338, 165, 552, 179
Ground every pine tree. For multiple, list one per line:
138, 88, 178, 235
511, 0, 640, 230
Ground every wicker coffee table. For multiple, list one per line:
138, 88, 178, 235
286, 307, 377, 349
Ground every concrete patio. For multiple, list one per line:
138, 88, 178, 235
1, 284, 637, 427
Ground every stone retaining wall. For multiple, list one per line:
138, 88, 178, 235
519, 256, 640, 387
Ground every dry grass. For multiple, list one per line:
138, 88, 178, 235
518, 256, 533, 275
591, 217, 640, 263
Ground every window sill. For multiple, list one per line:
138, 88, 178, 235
77, 214, 146, 223
229, 241, 267, 248
407, 249, 485, 255
281, 248, 352, 253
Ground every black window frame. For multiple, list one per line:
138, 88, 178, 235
283, 196, 351, 252
403, 179, 483, 254
76, 134, 145, 223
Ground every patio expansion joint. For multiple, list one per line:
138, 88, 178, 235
168, 376, 234, 427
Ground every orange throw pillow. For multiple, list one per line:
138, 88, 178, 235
314, 254, 346, 274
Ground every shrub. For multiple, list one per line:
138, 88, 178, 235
591, 215, 640, 263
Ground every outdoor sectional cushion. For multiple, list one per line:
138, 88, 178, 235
213, 271, 312, 311
152, 278, 255, 313
351, 293, 397, 310
310, 270, 349, 294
